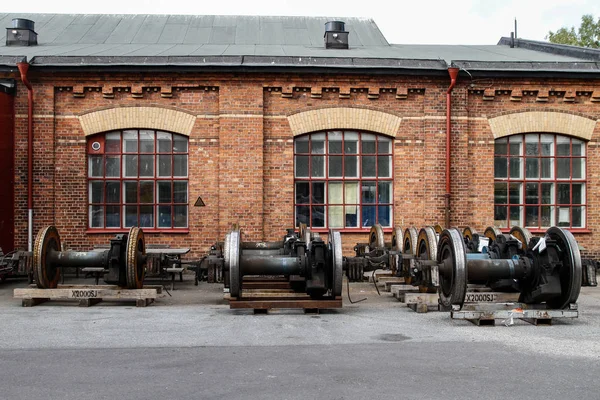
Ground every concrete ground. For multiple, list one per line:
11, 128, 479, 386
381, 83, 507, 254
0, 273, 599, 400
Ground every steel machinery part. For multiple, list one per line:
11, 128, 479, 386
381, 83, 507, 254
509, 226, 533, 249
402, 227, 418, 283
126, 227, 146, 289
484, 226, 503, 241
33, 226, 62, 289
298, 223, 307, 240
437, 228, 468, 309
433, 224, 444, 235
416, 226, 438, 292
329, 230, 343, 297
462, 226, 476, 242
228, 230, 242, 298
369, 224, 385, 249
390, 226, 403, 274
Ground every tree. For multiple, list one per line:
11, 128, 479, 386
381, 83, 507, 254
546, 14, 600, 48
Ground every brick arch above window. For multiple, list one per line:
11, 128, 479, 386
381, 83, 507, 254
488, 111, 596, 141
78, 107, 196, 137
287, 107, 401, 137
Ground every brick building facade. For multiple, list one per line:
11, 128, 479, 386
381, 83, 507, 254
1, 14, 599, 258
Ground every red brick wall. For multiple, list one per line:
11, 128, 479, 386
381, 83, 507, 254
4, 70, 600, 259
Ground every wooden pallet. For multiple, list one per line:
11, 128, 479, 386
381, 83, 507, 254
397, 291, 521, 313
226, 288, 342, 313
14, 284, 161, 307
451, 302, 579, 326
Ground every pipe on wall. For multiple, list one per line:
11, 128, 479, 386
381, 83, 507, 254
17, 60, 33, 252
445, 67, 459, 229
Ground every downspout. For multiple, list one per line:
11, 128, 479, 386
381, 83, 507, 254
17, 59, 33, 252
445, 67, 459, 229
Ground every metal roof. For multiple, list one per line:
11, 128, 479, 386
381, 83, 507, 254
1, 13, 599, 75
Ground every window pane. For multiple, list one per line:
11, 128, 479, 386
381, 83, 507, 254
296, 206, 309, 226
295, 156, 309, 177
345, 182, 358, 204
557, 137, 570, 156
311, 206, 325, 227
378, 182, 392, 203
509, 136, 522, 155
509, 206, 521, 226
140, 205, 154, 228
90, 181, 104, 203
124, 181, 137, 203
362, 206, 375, 227
377, 205, 391, 227
123, 130, 138, 153
140, 181, 154, 203
541, 206, 554, 227
173, 155, 188, 177
124, 205, 137, 227
173, 182, 188, 203
311, 156, 324, 177
139, 155, 154, 177
328, 183, 343, 204
557, 184, 570, 204
525, 135, 538, 156
525, 183, 538, 204
509, 183, 521, 204
311, 133, 325, 154
158, 155, 172, 177
572, 140, 584, 156
494, 157, 507, 178
572, 184, 584, 204
296, 182, 310, 204
157, 132, 172, 153
344, 132, 358, 153
106, 156, 120, 177
105, 132, 120, 153
362, 156, 376, 177
106, 181, 120, 203
329, 156, 343, 177
509, 157, 521, 178
377, 156, 391, 178
158, 182, 171, 203
362, 182, 376, 203
494, 138, 507, 155
525, 206, 538, 227
572, 158, 584, 179
345, 205, 358, 227
139, 130, 154, 153
378, 137, 391, 154
312, 182, 325, 203
106, 206, 120, 228
174, 205, 187, 228
89, 156, 103, 177
540, 135, 554, 156
494, 183, 507, 204
295, 136, 309, 153
525, 158, 538, 178
541, 183, 553, 204
90, 205, 104, 228
329, 206, 343, 228
494, 206, 507, 226
124, 155, 138, 177
344, 156, 358, 177
173, 135, 188, 153
328, 131, 342, 153
572, 206, 584, 227
541, 158, 553, 179
557, 158, 570, 179
362, 134, 376, 154
557, 206, 570, 226
158, 205, 171, 228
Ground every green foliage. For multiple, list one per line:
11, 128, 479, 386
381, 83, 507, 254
546, 14, 600, 48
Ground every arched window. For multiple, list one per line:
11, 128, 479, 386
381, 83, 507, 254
294, 131, 393, 229
87, 129, 188, 230
494, 133, 586, 229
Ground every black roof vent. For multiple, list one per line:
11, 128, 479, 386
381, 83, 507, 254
324, 20, 348, 49
6, 18, 37, 46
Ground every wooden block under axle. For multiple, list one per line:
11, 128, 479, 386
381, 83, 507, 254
229, 297, 342, 310
14, 286, 158, 307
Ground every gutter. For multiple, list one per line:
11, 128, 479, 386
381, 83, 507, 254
17, 58, 33, 252
445, 67, 459, 229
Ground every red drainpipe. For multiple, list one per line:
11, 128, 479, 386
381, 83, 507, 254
17, 60, 34, 252
445, 67, 459, 229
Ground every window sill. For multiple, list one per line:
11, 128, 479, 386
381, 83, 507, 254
86, 229, 190, 234
500, 228, 591, 234
309, 228, 394, 234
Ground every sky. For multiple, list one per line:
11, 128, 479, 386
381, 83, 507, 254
2, 0, 600, 45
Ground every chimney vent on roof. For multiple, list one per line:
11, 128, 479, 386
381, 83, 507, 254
324, 21, 349, 49
6, 18, 37, 46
